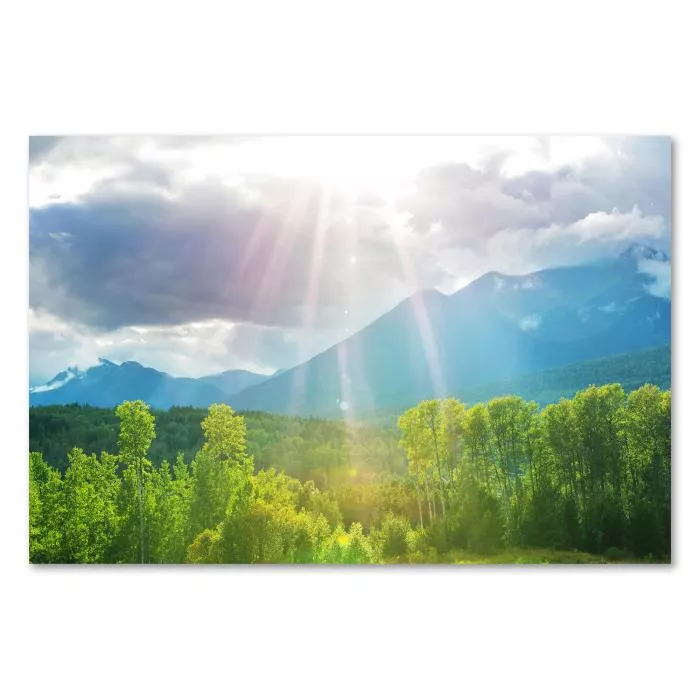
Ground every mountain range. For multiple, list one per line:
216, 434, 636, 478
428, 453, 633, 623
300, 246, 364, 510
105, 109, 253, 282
30, 246, 671, 416
29, 359, 273, 410
229, 246, 671, 415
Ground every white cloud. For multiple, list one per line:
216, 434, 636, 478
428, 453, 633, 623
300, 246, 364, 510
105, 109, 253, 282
486, 206, 667, 275
29, 136, 671, 378
28, 309, 292, 382
515, 275, 542, 291
564, 205, 665, 242
500, 136, 612, 177
519, 314, 541, 331
638, 258, 671, 299
30, 367, 81, 393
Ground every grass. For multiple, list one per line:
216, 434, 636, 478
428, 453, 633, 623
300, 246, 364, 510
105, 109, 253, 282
390, 548, 659, 564
454, 549, 612, 564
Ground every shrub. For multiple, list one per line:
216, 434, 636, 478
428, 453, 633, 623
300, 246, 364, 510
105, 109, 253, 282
186, 526, 222, 563
372, 513, 411, 559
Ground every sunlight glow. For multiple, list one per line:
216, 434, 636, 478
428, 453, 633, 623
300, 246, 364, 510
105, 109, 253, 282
29, 135, 616, 211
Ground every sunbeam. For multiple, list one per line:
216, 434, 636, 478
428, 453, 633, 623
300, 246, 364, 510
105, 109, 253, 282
289, 186, 333, 415
389, 230, 447, 400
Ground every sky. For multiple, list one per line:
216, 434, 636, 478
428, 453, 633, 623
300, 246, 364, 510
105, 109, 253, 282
28, 135, 672, 384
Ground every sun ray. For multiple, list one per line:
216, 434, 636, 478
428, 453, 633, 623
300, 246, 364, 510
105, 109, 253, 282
249, 186, 313, 321
288, 187, 333, 415
390, 235, 447, 401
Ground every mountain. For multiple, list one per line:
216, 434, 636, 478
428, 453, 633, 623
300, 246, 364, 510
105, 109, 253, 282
618, 243, 670, 263
198, 369, 271, 396
29, 366, 84, 394
230, 250, 671, 417
30, 248, 671, 415
362, 344, 671, 426
457, 344, 671, 406
29, 359, 269, 409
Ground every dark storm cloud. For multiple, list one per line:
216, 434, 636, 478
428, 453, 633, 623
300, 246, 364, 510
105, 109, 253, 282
29, 173, 408, 332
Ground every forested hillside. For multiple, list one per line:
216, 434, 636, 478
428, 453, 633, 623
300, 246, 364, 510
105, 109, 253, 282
364, 345, 671, 424
29, 406, 404, 483
458, 344, 670, 406
29, 383, 671, 564
28, 345, 671, 467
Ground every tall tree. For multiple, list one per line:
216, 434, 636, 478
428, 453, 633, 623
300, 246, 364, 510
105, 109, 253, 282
148, 455, 194, 563
29, 452, 66, 562
115, 400, 156, 563
619, 385, 671, 556
62, 449, 120, 563
189, 404, 254, 539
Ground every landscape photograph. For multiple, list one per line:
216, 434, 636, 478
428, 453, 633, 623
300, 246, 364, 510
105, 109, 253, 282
28, 134, 672, 564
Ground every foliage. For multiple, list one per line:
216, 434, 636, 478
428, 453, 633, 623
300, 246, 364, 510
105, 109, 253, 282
28, 383, 671, 564
29, 405, 404, 484
370, 513, 413, 559
29, 452, 66, 562
62, 449, 120, 563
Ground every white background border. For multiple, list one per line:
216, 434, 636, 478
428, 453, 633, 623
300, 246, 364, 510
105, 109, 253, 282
2, 3, 699, 699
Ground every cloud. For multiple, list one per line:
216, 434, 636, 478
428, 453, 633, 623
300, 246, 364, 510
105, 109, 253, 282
638, 258, 671, 299
397, 136, 671, 282
400, 161, 547, 253
29, 175, 411, 332
28, 135, 672, 376
493, 275, 507, 293
29, 136, 62, 163
519, 314, 541, 331
485, 206, 667, 275
517, 275, 542, 290
28, 308, 340, 383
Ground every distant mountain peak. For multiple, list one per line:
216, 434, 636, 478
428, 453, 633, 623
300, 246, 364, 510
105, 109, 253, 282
30, 366, 83, 394
121, 360, 145, 368
412, 288, 447, 300
619, 244, 669, 263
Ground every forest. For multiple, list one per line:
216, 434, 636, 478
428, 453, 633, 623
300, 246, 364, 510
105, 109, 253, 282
28, 382, 671, 564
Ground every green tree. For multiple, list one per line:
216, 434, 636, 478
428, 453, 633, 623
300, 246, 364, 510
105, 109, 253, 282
619, 385, 671, 557
371, 512, 412, 559
571, 384, 626, 551
186, 526, 222, 563
147, 455, 193, 563
399, 400, 443, 526
62, 449, 120, 563
189, 404, 254, 539
115, 400, 156, 563
461, 403, 492, 487
29, 452, 66, 562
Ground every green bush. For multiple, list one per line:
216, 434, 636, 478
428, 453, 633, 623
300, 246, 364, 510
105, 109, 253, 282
371, 513, 411, 559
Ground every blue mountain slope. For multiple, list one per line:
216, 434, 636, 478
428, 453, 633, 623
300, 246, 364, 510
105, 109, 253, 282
198, 369, 271, 395
30, 248, 670, 415
231, 251, 671, 417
